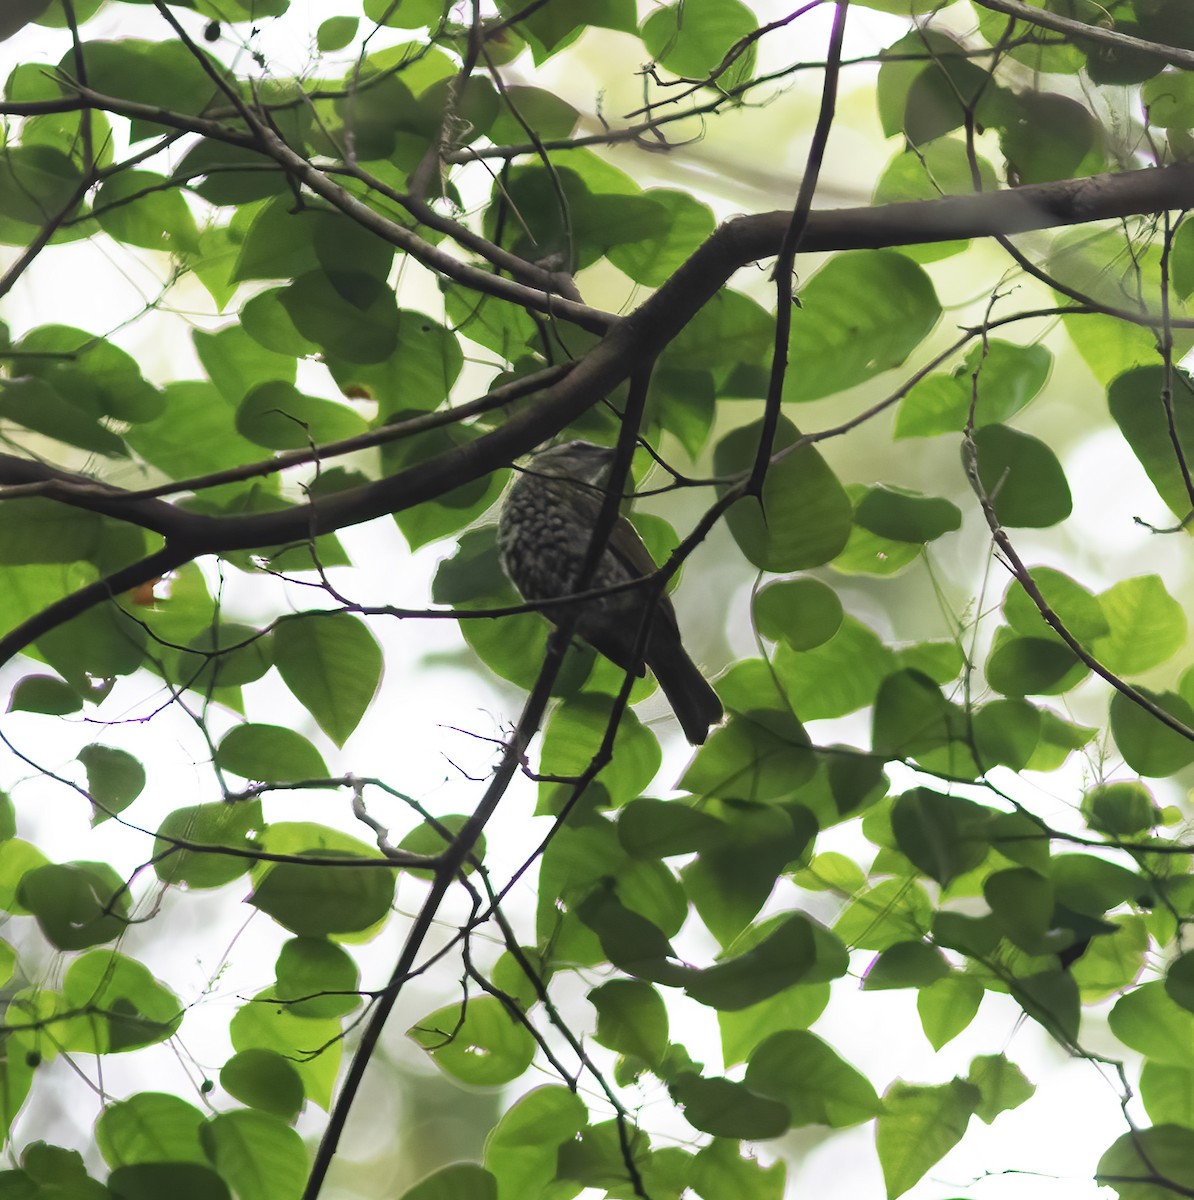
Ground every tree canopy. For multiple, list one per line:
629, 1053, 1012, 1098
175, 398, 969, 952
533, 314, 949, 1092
3, 0, 1194, 1198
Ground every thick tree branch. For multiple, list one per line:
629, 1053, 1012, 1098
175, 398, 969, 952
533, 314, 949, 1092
5, 162, 1194, 666
971, 0, 1194, 70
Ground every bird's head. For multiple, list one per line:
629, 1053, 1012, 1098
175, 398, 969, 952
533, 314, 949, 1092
527, 440, 616, 486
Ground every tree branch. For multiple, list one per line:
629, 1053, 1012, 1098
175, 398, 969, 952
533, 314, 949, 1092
6, 161, 1194, 666
971, 0, 1194, 70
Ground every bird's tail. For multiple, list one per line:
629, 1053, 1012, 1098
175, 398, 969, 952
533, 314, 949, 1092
650, 643, 723, 745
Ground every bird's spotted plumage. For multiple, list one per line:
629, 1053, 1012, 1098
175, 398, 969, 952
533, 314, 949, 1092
497, 441, 723, 744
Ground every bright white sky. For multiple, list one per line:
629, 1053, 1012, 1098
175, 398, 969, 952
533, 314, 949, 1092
0, 4, 1178, 1199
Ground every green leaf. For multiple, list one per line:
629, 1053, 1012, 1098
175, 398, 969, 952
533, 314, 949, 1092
229, 998, 341, 1110
124, 381, 274, 490
486, 86, 579, 144
667, 1073, 790, 1139
240, 289, 318, 357
215, 724, 328, 783
791, 851, 866, 894
273, 614, 382, 747
897, 641, 964, 685
61, 950, 182, 1053
1013, 969, 1080, 1044
484, 164, 666, 272
618, 798, 724, 859
19, 861, 128, 950
972, 699, 1041, 770
963, 339, 1053, 425
1110, 689, 1194, 777
316, 16, 358, 51
94, 169, 200, 253
1175, 219, 1194, 300
250, 844, 394, 938
679, 717, 815, 806
984, 867, 1055, 955
1166, 952, 1194, 1014
969, 424, 1072, 527
0, 840, 50, 914
744, 1030, 882, 1127
985, 627, 1086, 697
538, 696, 661, 812
1108, 366, 1194, 518
8, 674, 81, 715
999, 92, 1103, 184
691, 1139, 786, 1200
834, 877, 933, 952
685, 914, 846, 1009
483, 1087, 587, 1200
640, 0, 757, 88
72, 38, 228, 140
273, 937, 360, 1020
219, 1050, 304, 1121
76, 745, 144, 822
278, 270, 399, 364
966, 1054, 1035, 1124
17, 1144, 103, 1196
1082, 781, 1158, 836
173, 624, 271, 695
890, 789, 993, 885
409, 996, 536, 1086
1052, 250, 1163, 384
682, 804, 817, 945
154, 801, 262, 890
0, 501, 103, 566
872, 670, 966, 763
875, 1079, 980, 1199
666, 289, 773, 380
786, 252, 941, 401
917, 975, 984, 1050
719, 983, 830, 1066
895, 374, 969, 439
1003, 567, 1109, 644
877, 30, 1000, 144
202, 1110, 308, 1200
772, 617, 896, 720
875, 134, 999, 211
608, 189, 716, 286
96, 1092, 207, 1166
0, 375, 128, 458
335, 310, 463, 417
1092, 575, 1187, 675
1098, 1125, 1194, 1198
363, 0, 451, 29
862, 941, 949, 990
399, 1164, 498, 1200
236, 381, 368, 450
0, 144, 83, 225
589, 980, 668, 1066
38, 596, 149, 688
1141, 1062, 1194, 1128
1053, 854, 1143, 914
240, 200, 396, 284
194, 324, 296, 407
12, 321, 163, 424
1070, 916, 1149, 1001
752, 578, 843, 650
107, 1163, 230, 1200
854, 487, 961, 543
178, 138, 288, 204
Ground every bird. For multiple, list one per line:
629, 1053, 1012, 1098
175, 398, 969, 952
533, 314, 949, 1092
497, 440, 723, 745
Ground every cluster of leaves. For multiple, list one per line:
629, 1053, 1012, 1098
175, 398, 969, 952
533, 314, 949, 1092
3, 1, 1194, 1199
